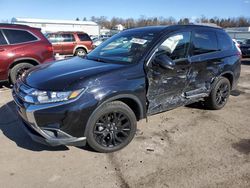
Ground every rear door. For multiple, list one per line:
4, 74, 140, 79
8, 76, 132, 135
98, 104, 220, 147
61, 33, 76, 55
0, 30, 10, 80
185, 29, 220, 97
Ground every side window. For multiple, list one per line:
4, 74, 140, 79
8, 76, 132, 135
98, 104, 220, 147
192, 31, 218, 55
157, 32, 191, 61
77, 33, 91, 41
0, 31, 7, 45
3, 29, 37, 44
61, 34, 75, 42
47, 33, 60, 43
217, 32, 234, 51
244, 39, 250, 45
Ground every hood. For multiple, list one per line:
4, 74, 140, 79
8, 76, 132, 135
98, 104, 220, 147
23, 57, 126, 91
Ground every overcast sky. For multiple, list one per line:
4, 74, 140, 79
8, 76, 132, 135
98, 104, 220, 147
0, 0, 250, 21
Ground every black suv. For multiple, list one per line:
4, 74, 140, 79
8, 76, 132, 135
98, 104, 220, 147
239, 39, 250, 57
12, 25, 241, 152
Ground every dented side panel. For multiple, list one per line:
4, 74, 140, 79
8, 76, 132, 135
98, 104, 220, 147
146, 51, 233, 115
146, 59, 191, 115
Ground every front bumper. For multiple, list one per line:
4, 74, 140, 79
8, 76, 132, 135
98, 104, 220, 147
21, 119, 86, 146
12, 82, 89, 147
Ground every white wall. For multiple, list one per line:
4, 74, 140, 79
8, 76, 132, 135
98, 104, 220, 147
12, 21, 100, 36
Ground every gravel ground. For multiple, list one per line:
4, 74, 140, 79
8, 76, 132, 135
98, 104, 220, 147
0, 60, 250, 188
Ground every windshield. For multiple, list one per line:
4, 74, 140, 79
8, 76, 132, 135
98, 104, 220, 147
87, 31, 157, 64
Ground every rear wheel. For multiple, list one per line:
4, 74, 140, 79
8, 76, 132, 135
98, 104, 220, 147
204, 77, 231, 110
75, 48, 86, 57
86, 101, 137, 153
10, 63, 34, 84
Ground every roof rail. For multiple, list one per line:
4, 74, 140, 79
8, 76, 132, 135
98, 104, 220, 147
0, 23, 31, 27
190, 22, 221, 28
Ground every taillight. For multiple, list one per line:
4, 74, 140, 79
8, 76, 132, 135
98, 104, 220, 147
47, 46, 53, 52
236, 50, 242, 59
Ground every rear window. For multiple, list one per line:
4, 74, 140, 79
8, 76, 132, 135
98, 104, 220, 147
3, 29, 38, 44
217, 32, 234, 51
0, 31, 7, 45
192, 31, 218, 55
77, 33, 91, 41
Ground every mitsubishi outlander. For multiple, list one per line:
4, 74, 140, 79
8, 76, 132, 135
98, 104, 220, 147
12, 25, 241, 152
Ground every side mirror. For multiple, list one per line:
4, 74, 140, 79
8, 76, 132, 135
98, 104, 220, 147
154, 54, 175, 70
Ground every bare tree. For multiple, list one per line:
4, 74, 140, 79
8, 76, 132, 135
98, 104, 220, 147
84, 16, 250, 29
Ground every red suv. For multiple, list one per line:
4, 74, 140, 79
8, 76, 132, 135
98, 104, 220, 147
0, 24, 54, 83
46, 32, 93, 57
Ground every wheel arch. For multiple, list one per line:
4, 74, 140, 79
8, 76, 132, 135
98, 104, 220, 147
99, 94, 144, 121
73, 45, 88, 55
220, 71, 234, 89
84, 94, 144, 136
9, 58, 40, 69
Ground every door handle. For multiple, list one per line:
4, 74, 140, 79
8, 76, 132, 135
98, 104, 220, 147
0, 48, 5, 52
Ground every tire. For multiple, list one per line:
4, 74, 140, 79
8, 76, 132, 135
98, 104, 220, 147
10, 63, 34, 84
74, 48, 86, 57
86, 101, 137, 153
204, 77, 231, 110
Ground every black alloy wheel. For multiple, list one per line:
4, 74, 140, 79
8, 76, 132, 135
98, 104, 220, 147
215, 82, 230, 106
93, 112, 131, 148
86, 101, 137, 153
204, 77, 231, 110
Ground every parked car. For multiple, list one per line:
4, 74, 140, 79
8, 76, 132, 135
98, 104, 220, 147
0, 24, 54, 83
46, 32, 93, 57
93, 37, 109, 48
232, 39, 242, 54
13, 25, 241, 153
239, 39, 250, 57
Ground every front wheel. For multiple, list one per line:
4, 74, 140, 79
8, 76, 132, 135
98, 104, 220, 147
204, 77, 231, 110
86, 101, 137, 153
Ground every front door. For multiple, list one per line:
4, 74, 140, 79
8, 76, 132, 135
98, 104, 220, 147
47, 33, 63, 54
146, 31, 192, 115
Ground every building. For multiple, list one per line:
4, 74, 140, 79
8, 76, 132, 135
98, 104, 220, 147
114, 24, 125, 31
100, 27, 120, 37
225, 27, 250, 41
11, 17, 100, 36
225, 27, 250, 32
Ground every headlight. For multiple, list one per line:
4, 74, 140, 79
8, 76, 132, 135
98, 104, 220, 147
24, 88, 85, 104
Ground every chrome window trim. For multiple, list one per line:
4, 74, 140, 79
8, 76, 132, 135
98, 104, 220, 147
0, 29, 9, 45
1, 27, 41, 45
